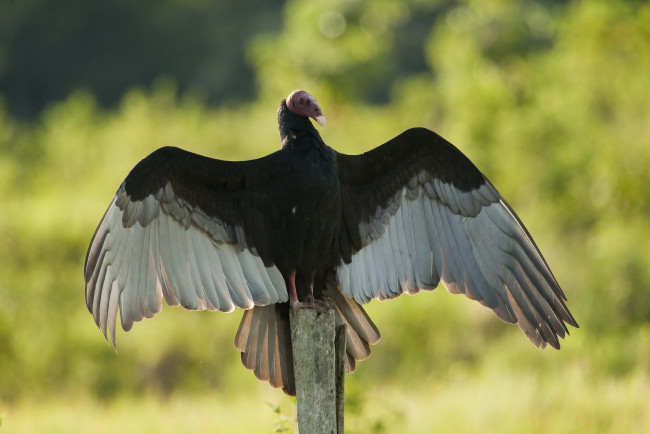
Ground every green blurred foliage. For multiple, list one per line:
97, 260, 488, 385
1, 0, 650, 431
0, 0, 285, 117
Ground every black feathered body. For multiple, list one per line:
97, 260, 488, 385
272, 100, 343, 299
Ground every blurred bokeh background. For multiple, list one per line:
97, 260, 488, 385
1, 0, 649, 432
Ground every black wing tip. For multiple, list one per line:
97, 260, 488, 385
564, 314, 579, 329
533, 316, 579, 350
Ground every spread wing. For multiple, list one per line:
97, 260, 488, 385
84, 146, 292, 347
336, 128, 578, 349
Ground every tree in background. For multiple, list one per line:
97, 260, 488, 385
0, 0, 284, 117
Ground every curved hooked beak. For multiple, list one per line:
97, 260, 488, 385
314, 114, 326, 127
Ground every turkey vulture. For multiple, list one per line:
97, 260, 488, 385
85, 89, 578, 395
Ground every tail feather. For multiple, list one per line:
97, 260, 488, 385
234, 284, 380, 396
234, 303, 295, 395
327, 281, 381, 373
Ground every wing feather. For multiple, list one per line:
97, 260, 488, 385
108, 280, 120, 347
380, 219, 400, 297
85, 147, 292, 347
394, 202, 416, 295
336, 127, 578, 349
461, 210, 515, 323
449, 213, 488, 300
406, 196, 435, 289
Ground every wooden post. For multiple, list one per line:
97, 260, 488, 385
334, 324, 347, 433
290, 308, 345, 433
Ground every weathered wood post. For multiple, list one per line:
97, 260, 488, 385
334, 324, 346, 432
290, 308, 346, 433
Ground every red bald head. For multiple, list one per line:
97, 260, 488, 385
286, 90, 326, 127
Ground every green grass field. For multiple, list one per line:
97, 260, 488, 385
4, 358, 648, 433
3, 294, 649, 433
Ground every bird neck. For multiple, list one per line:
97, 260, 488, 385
278, 100, 322, 150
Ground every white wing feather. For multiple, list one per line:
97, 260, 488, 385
85, 182, 288, 348
337, 176, 572, 348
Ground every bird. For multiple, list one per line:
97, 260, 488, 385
84, 89, 578, 396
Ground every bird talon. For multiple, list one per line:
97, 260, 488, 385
290, 298, 332, 314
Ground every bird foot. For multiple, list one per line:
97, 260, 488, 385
290, 296, 332, 314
